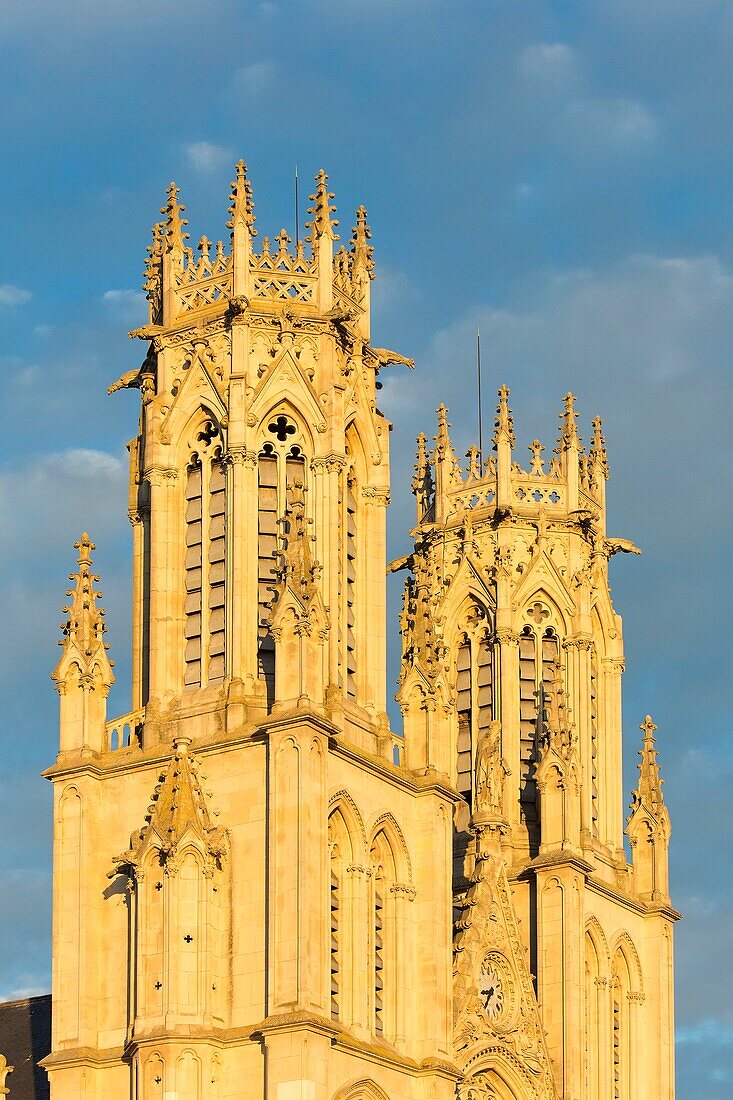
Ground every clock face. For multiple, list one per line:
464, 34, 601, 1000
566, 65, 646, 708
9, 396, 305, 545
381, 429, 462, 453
479, 965, 504, 1019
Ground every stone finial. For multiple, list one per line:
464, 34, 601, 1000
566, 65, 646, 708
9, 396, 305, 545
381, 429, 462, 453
412, 433, 434, 521
307, 169, 339, 243
161, 182, 189, 255
272, 478, 322, 605
227, 159, 256, 234
630, 715, 666, 819
350, 205, 374, 278
435, 404, 453, 460
493, 385, 515, 449
116, 737, 227, 875
539, 660, 575, 761
53, 534, 115, 685
558, 391, 580, 450
589, 415, 610, 480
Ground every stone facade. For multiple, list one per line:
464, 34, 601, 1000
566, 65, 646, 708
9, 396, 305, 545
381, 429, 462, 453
40, 160, 678, 1099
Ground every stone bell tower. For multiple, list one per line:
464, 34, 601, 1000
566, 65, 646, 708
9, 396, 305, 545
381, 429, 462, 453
42, 161, 458, 1100
396, 391, 678, 1099
42, 157, 677, 1100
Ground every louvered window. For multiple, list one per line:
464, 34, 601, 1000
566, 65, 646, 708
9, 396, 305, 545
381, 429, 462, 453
184, 462, 203, 688
456, 640, 472, 801
330, 870, 340, 1021
519, 622, 559, 830
184, 437, 227, 690
257, 419, 309, 711
346, 479, 357, 699
257, 447, 278, 706
455, 616, 494, 811
374, 883, 384, 1035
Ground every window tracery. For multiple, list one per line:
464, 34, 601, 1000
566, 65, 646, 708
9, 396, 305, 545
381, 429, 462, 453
518, 614, 560, 836
184, 421, 226, 689
256, 413, 308, 709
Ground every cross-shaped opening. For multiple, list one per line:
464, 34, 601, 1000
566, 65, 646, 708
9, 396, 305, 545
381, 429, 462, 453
268, 415, 296, 443
184, 934, 194, 943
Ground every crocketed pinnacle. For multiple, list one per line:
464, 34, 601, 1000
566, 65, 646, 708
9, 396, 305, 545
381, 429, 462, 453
58, 535, 111, 660
412, 433, 429, 492
350, 205, 374, 277
52, 534, 115, 690
121, 737, 227, 869
630, 716, 665, 818
493, 385, 515, 448
540, 659, 575, 760
589, 415, 610, 480
227, 159, 256, 234
143, 221, 164, 287
275, 479, 322, 605
307, 169, 339, 243
161, 182, 189, 254
558, 391, 580, 450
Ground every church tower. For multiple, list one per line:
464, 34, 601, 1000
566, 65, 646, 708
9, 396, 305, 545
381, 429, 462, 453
42, 160, 677, 1099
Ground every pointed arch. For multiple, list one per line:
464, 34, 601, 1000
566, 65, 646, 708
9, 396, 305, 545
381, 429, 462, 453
328, 790, 368, 859
368, 812, 412, 883
175, 403, 227, 467
332, 1079, 390, 1100
611, 930, 643, 993
250, 347, 325, 442
255, 395, 316, 454
585, 916, 610, 979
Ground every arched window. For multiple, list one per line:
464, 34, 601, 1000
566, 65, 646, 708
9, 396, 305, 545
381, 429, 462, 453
184, 420, 226, 689
454, 603, 494, 818
345, 476, 357, 699
612, 948, 634, 1099
518, 615, 560, 837
256, 413, 308, 709
590, 648, 599, 836
585, 927, 606, 1100
328, 809, 354, 1023
369, 830, 398, 1039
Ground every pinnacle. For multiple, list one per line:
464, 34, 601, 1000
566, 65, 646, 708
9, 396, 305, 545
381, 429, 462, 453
493, 385, 515, 448
307, 168, 339, 242
350, 204, 374, 276
53, 533, 115, 685
227, 158, 256, 233
558, 391, 580, 450
161, 181, 189, 253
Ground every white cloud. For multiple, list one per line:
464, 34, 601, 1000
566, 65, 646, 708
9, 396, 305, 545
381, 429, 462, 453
102, 288, 145, 322
566, 96, 658, 146
0, 283, 32, 307
0, 448, 126, 558
184, 140, 233, 174
233, 59, 275, 96
518, 42, 579, 87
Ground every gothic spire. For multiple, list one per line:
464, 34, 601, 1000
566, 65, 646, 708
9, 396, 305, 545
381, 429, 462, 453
589, 415, 609, 480
630, 715, 666, 819
558, 391, 580, 450
53, 534, 115, 687
493, 385, 515, 448
540, 659, 575, 760
227, 159, 256, 234
272, 478, 322, 607
161, 181, 189, 255
412, 432, 434, 522
117, 736, 227, 873
307, 169, 339, 244
350, 205, 374, 277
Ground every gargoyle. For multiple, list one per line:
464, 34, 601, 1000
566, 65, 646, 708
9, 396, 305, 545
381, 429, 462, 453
108, 367, 142, 395
366, 346, 415, 369
605, 537, 641, 556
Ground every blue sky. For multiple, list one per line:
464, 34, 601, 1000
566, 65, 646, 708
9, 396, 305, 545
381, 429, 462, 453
1, 2, 732, 1095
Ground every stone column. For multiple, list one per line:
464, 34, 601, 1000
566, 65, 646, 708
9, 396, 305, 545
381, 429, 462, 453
147, 466, 180, 707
